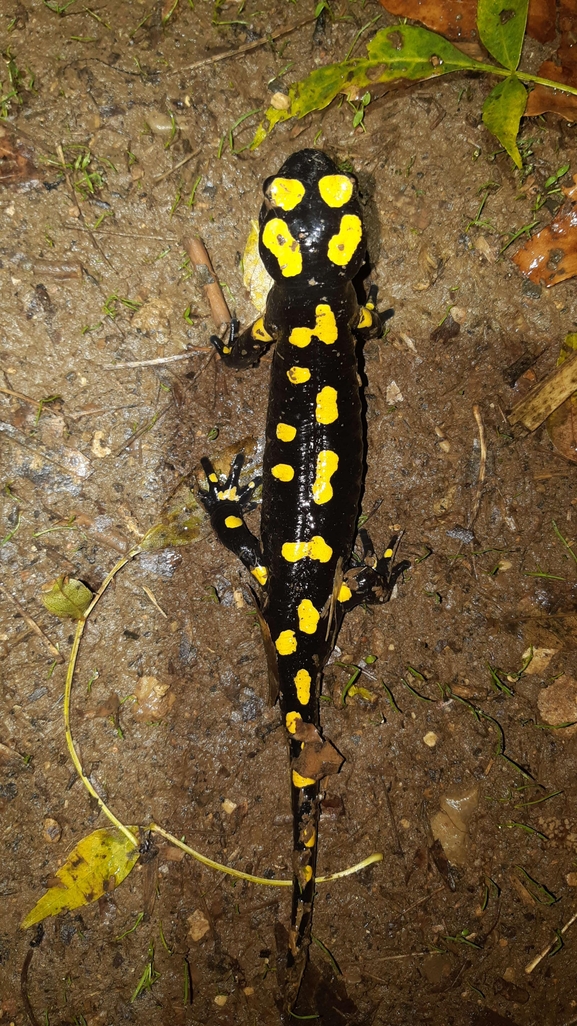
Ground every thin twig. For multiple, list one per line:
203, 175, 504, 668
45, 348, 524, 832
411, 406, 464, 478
0, 583, 64, 663
0, 386, 42, 407
104, 348, 211, 370
61, 226, 178, 241
469, 404, 487, 528
178, 17, 315, 74
153, 148, 201, 183
525, 908, 577, 973
56, 144, 112, 268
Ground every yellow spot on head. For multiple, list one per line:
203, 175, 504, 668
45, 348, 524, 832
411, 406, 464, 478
327, 213, 363, 267
337, 583, 352, 603
294, 667, 312, 705
252, 317, 273, 342
384, 547, 394, 558
292, 769, 315, 789
297, 599, 320, 635
275, 629, 297, 656
271, 463, 295, 482
301, 865, 314, 883
304, 829, 316, 848
217, 487, 238, 501
315, 386, 338, 425
282, 536, 333, 563
318, 173, 353, 208
312, 450, 339, 505
261, 217, 302, 277
285, 711, 301, 734
251, 565, 268, 586
357, 306, 373, 329
208, 473, 218, 483
289, 304, 338, 348
268, 177, 306, 211
224, 515, 243, 529
287, 366, 311, 385
276, 422, 297, 442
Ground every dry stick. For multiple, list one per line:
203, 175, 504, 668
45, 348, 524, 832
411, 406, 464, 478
103, 348, 211, 370
0, 584, 64, 663
178, 16, 316, 73
469, 403, 487, 529
525, 908, 577, 974
0, 386, 42, 406
61, 225, 179, 242
183, 236, 231, 332
509, 348, 577, 432
153, 147, 201, 183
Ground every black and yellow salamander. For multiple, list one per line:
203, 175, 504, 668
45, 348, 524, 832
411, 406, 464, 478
199, 149, 406, 1009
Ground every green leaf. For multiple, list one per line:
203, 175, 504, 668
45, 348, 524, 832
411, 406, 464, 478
251, 25, 483, 148
41, 576, 93, 619
482, 75, 527, 168
22, 828, 140, 928
477, 0, 529, 71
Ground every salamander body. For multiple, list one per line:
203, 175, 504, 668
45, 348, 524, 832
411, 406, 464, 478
199, 149, 405, 1010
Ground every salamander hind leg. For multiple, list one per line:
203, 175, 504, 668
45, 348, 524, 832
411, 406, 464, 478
211, 315, 276, 369
199, 453, 268, 587
355, 284, 384, 340
338, 531, 409, 611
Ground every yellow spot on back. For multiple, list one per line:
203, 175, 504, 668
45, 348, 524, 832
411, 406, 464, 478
312, 450, 339, 505
292, 770, 315, 789
271, 463, 294, 482
268, 177, 305, 211
357, 306, 373, 329
384, 547, 394, 558
251, 565, 268, 586
297, 599, 320, 634
315, 386, 338, 425
289, 304, 338, 348
276, 422, 297, 442
224, 515, 243, 529
261, 217, 302, 277
327, 213, 363, 266
318, 173, 353, 207
286, 711, 301, 734
294, 668, 312, 705
337, 583, 352, 603
282, 536, 333, 563
304, 828, 316, 848
287, 366, 311, 385
252, 317, 273, 342
301, 865, 314, 883
275, 629, 297, 656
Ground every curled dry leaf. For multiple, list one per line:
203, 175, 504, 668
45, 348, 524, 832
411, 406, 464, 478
546, 333, 577, 464
525, 1, 577, 121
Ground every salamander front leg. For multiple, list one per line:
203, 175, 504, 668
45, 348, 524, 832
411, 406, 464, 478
211, 315, 276, 369
355, 284, 384, 339
199, 453, 268, 588
338, 532, 409, 611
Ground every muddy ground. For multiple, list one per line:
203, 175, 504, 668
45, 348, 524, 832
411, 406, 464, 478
1, 2, 577, 1024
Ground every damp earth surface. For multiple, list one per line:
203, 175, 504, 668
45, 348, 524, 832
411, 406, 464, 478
1, 3, 577, 1025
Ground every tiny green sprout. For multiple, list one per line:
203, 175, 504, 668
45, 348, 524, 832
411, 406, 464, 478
1, 509, 21, 546
499, 219, 539, 255
115, 911, 144, 942
169, 188, 181, 217
84, 6, 110, 28
162, 0, 179, 23
183, 305, 194, 325
186, 174, 202, 208
81, 322, 103, 334
349, 91, 371, 131
131, 943, 160, 1002
552, 520, 577, 565
487, 663, 514, 697
207, 426, 219, 441
86, 670, 99, 694
34, 395, 61, 426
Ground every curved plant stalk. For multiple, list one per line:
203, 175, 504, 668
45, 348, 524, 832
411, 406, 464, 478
63, 545, 385, 890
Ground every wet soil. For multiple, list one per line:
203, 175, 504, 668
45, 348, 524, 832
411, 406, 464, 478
1, 3, 577, 1025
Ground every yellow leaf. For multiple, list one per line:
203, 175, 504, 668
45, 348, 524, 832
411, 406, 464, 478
41, 576, 93, 620
22, 828, 140, 928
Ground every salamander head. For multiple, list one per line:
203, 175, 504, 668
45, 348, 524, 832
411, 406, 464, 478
258, 148, 366, 288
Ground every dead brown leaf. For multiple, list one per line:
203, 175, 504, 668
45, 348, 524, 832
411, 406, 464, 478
525, 1, 577, 121
0, 125, 43, 188
291, 739, 344, 781
512, 180, 577, 287
546, 333, 577, 462
378, 0, 555, 43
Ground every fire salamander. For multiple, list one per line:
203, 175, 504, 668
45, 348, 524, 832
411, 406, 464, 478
199, 149, 406, 1010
